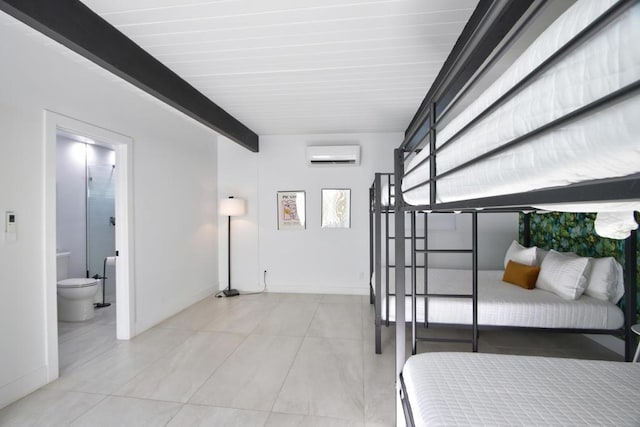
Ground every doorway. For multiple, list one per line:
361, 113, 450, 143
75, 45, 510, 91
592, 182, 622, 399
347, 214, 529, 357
44, 111, 135, 382
55, 132, 117, 373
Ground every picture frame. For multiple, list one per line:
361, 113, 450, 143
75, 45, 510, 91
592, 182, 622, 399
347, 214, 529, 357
321, 188, 351, 228
277, 191, 306, 230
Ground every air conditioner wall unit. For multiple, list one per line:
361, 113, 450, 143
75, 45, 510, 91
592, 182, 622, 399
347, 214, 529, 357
306, 145, 361, 166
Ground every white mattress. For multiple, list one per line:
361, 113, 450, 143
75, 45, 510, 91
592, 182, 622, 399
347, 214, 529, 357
375, 268, 623, 329
375, 182, 394, 207
402, 0, 640, 205
402, 352, 640, 426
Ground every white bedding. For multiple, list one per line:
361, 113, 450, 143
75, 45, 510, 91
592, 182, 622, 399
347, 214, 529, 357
374, 268, 623, 329
402, 0, 640, 206
402, 352, 640, 426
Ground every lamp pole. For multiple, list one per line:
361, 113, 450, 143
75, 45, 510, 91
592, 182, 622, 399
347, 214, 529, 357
223, 196, 240, 297
227, 213, 232, 293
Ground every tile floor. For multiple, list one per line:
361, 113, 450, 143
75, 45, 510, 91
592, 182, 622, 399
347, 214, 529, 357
0, 293, 621, 426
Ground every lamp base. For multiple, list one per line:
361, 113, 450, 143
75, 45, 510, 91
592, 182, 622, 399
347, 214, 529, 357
223, 288, 240, 297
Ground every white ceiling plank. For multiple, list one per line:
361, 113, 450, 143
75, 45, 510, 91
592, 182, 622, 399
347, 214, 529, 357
78, 0, 479, 135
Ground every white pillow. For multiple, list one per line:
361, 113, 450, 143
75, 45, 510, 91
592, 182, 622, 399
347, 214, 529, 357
585, 257, 625, 303
504, 240, 537, 269
536, 250, 590, 300
535, 247, 549, 266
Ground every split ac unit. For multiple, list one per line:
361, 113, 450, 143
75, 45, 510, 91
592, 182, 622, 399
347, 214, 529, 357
306, 145, 360, 166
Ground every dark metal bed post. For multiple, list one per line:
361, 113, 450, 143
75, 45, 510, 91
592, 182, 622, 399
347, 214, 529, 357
385, 188, 391, 327
374, 174, 383, 354
369, 186, 374, 305
472, 211, 479, 351
411, 211, 417, 355
624, 225, 637, 362
523, 212, 531, 247
429, 104, 436, 205
423, 213, 429, 330
394, 148, 407, 424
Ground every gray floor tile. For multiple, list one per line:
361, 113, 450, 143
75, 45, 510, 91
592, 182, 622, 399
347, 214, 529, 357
363, 341, 395, 427
307, 303, 362, 340
1, 292, 625, 427
252, 300, 318, 337
70, 395, 181, 427
267, 412, 365, 426
190, 334, 302, 411
167, 404, 269, 427
58, 323, 117, 375
202, 298, 277, 334
157, 297, 222, 331
49, 328, 194, 394
273, 337, 364, 422
321, 295, 363, 305
0, 389, 104, 427
116, 331, 244, 402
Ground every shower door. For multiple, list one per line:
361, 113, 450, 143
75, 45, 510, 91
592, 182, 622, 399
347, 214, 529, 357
87, 164, 116, 298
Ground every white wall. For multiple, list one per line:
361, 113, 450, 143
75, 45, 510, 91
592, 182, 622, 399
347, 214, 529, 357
384, 213, 518, 270
219, 133, 400, 294
218, 135, 518, 295
0, 17, 219, 408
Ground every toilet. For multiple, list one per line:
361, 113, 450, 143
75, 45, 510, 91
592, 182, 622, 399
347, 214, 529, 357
56, 252, 99, 322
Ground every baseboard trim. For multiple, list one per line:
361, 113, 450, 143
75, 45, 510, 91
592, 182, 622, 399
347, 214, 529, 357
261, 283, 369, 296
0, 365, 48, 410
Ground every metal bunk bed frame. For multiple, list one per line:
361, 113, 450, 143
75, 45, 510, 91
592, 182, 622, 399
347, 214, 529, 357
369, 172, 394, 354
392, 0, 640, 401
369, 173, 479, 355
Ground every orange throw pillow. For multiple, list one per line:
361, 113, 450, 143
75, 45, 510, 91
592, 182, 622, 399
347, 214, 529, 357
502, 260, 541, 290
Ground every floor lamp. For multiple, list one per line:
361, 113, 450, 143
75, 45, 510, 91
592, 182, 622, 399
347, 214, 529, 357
220, 196, 246, 297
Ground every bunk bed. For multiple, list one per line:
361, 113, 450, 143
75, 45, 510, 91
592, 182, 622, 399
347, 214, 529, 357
370, 172, 434, 354
370, 185, 629, 356
390, 0, 640, 424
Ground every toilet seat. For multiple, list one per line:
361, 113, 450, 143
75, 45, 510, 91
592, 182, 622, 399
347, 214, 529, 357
57, 278, 99, 288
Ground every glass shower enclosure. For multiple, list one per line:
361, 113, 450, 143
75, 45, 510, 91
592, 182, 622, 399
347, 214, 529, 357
87, 163, 116, 300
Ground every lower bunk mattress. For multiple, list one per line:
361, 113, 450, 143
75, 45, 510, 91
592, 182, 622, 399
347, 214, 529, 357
401, 352, 640, 426
374, 268, 623, 329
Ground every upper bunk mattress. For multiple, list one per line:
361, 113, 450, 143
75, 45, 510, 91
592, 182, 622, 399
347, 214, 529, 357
402, 352, 640, 426
375, 268, 623, 329
402, 0, 640, 206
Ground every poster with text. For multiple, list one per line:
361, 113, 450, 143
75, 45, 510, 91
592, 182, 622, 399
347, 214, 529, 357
277, 191, 306, 230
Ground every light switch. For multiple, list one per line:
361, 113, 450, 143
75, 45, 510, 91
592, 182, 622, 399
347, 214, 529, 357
5, 211, 16, 241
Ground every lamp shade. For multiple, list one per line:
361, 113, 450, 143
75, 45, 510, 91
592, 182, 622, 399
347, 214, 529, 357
220, 197, 246, 216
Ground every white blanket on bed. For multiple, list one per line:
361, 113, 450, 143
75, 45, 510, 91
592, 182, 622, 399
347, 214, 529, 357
403, 352, 640, 426
375, 268, 623, 329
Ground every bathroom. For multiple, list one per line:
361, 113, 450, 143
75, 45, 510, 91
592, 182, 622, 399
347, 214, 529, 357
56, 130, 117, 370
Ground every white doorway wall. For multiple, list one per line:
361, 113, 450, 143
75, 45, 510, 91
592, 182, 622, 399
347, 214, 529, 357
44, 110, 135, 382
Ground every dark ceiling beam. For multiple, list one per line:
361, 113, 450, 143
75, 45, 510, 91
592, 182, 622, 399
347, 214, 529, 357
0, 0, 259, 152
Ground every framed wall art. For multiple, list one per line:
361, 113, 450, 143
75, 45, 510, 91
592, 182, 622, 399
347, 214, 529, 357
321, 188, 351, 228
277, 191, 306, 230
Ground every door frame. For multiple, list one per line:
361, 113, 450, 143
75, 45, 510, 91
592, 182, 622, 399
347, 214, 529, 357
44, 110, 136, 381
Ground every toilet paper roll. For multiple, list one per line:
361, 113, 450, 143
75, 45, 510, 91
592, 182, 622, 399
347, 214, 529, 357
105, 256, 117, 267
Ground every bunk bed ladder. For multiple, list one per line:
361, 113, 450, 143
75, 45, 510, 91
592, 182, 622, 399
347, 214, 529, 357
411, 211, 479, 354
